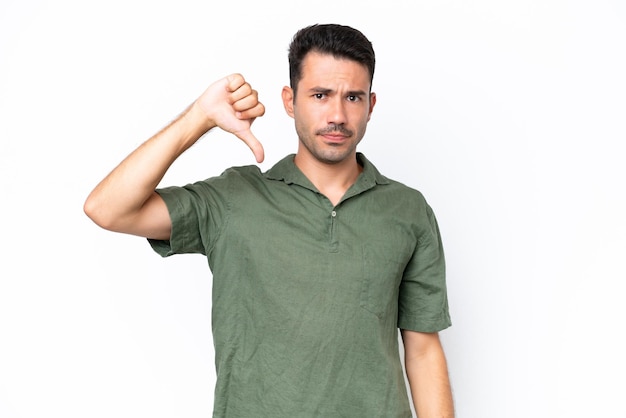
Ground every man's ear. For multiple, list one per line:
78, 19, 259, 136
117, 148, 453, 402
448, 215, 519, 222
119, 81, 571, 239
282, 86, 295, 118
367, 92, 377, 122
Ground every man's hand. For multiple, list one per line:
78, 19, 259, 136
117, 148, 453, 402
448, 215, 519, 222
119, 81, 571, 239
196, 73, 266, 162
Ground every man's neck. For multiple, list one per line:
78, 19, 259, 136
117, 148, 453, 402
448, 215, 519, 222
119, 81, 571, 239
294, 152, 363, 206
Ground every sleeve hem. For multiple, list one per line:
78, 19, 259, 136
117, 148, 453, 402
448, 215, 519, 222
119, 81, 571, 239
397, 315, 452, 333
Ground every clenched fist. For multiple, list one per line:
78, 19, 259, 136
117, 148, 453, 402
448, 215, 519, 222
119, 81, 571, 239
196, 74, 266, 162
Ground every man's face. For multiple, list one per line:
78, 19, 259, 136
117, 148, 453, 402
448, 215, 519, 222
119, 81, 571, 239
282, 52, 376, 166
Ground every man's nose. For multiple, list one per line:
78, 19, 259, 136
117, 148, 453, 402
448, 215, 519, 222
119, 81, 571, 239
327, 97, 347, 125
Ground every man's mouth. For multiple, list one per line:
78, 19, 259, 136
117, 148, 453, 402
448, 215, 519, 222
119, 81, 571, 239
316, 125, 353, 140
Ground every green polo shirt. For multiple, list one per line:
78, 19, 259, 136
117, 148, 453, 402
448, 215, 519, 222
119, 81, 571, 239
149, 153, 450, 418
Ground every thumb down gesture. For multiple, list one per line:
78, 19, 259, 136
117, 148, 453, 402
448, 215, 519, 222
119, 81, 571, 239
196, 73, 266, 162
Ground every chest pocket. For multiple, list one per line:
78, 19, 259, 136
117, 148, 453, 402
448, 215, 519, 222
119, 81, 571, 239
360, 244, 410, 319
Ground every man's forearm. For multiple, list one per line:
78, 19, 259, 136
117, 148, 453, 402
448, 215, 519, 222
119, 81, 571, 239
84, 102, 211, 231
402, 331, 454, 418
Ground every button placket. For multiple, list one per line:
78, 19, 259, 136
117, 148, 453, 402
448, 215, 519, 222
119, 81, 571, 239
329, 209, 339, 252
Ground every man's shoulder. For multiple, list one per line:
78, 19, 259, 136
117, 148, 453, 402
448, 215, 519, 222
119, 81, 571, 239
376, 174, 428, 202
220, 164, 263, 177
210, 164, 266, 186
359, 153, 432, 206
220, 154, 294, 182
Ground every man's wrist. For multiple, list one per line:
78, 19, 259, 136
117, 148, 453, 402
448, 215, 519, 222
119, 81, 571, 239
185, 101, 217, 135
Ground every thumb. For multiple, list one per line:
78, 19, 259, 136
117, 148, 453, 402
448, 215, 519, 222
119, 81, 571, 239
235, 128, 265, 163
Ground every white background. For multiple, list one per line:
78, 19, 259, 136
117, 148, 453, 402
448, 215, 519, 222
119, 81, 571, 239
1, 0, 625, 417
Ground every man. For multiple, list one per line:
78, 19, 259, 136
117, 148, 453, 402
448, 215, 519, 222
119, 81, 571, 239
85, 24, 454, 418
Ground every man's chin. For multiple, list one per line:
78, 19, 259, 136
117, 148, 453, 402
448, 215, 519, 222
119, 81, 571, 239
314, 149, 356, 165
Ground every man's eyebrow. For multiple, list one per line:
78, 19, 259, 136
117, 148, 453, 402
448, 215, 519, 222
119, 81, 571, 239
309, 87, 368, 96
347, 90, 368, 97
309, 87, 333, 94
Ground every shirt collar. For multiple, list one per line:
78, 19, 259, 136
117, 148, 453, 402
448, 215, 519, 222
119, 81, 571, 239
264, 153, 390, 193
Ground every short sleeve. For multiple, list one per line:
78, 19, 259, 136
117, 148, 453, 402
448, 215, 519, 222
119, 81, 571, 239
147, 174, 232, 257
397, 205, 451, 332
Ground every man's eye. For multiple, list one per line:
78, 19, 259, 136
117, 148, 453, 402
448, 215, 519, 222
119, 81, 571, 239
347, 95, 360, 102
314, 93, 325, 99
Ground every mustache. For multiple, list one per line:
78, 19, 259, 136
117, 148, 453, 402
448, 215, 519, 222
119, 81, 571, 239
316, 124, 353, 137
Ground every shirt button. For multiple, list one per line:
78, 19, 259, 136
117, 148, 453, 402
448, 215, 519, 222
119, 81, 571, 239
331, 211, 337, 217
